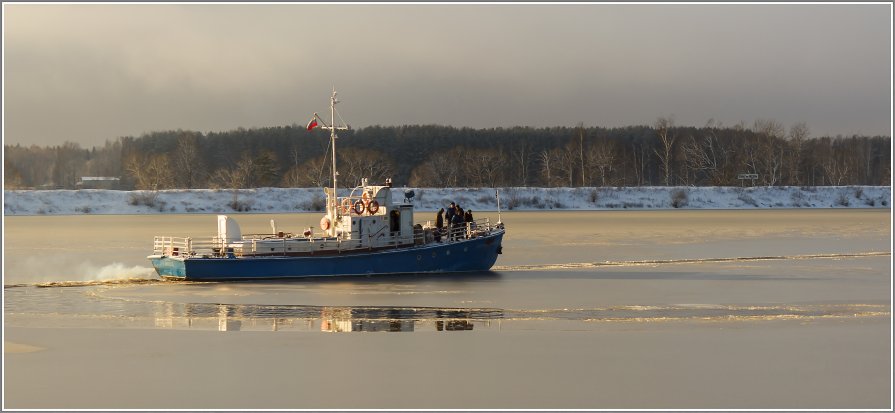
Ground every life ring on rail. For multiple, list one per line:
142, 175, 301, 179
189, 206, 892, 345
319, 217, 331, 230
362, 191, 370, 202
367, 200, 380, 215
340, 198, 351, 215
353, 200, 365, 215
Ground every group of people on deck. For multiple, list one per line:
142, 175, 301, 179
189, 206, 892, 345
434, 202, 475, 242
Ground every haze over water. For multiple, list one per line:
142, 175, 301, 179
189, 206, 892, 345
3, 210, 891, 409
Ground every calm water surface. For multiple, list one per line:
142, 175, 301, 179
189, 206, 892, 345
3, 210, 891, 409
5, 210, 889, 330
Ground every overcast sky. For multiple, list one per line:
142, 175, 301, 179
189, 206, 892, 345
3, 3, 891, 147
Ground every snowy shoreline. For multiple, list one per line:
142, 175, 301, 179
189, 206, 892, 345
3, 186, 891, 216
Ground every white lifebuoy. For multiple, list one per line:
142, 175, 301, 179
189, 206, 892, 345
353, 200, 365, 215
368, 200, 380, 214
340, 198, 351, 215
319, 217, 331, 230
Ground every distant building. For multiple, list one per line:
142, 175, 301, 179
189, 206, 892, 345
77, 177, 121, 190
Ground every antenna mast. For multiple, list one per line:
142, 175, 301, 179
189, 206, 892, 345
320, 88, 349, 219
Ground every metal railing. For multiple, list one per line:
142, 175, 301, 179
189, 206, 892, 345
153, 217, 501, 258
426, 217, 495, 241
152, 236, 193, 256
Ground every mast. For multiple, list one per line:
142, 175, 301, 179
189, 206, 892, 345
330, 90, 338, 207
320, 88, 349, 224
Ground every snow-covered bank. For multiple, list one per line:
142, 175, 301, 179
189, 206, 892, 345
3, 186, 891, 216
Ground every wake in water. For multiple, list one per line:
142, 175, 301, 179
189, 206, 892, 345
4, 261, 161, 288
493, 251, 891, 272
30, 278, 165, 288
500, 303, 890, 323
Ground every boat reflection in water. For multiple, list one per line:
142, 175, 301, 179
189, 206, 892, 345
153, 302, 503, 333
319, 307, 487, 332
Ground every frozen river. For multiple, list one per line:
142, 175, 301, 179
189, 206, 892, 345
3, 210, 892, 409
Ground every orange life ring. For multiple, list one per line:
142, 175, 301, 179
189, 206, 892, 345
367, 200, 380, 214
353, 200, 365, 215
362, 191, 370, 202
319, 216, 331, 230
340, 198, 351, 215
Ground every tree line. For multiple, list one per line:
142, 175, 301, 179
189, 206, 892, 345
4, 118, 891, 190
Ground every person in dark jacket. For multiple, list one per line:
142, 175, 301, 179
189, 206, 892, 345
444, 202, 456, 239
450, 209, 464, 240
435, 208, 445, 229
434, 208, 445, 242
445, 202, 456, 225
465, 209, 476, 235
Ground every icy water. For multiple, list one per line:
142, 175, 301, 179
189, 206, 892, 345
3, 210, 892, 409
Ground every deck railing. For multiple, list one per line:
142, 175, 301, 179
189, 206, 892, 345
153, 217, 499, 257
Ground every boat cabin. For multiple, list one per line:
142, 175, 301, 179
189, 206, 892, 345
322, 178, 415, 248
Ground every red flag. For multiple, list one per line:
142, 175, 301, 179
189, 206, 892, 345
306, 117, 318, 131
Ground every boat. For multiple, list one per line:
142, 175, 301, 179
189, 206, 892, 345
148, 90, 506, 281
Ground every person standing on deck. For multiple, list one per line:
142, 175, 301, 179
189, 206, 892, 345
451, 206, 464, 240
465, 209, 476, 237
445, 202, 456, 238
435, 208, 445, 242
445, 202, 456, 225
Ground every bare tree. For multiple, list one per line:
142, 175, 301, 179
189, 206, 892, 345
555, 143, 578, 187
821, 151, 850, 185
653, 116, 676, 186
281, 156, 328, 188
174, 132, 204, 188
510, 142, 530, 186
125, 153, 174, 190
585, 140, 616, 186
787, 122, 809, 185
682, 126, 731, 185
576, 122, 587, 186
464, 148, 506, 187
754, 119, 786, 186
632, 141, 651, 186
339, 148, 394, 187
210, 154, 253, 190
409, 147, 463, 187
539, 149, 556, 187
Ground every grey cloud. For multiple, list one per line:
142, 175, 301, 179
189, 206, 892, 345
3, 4, 890, 147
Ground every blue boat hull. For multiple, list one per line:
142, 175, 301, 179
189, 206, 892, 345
150, 231, 504, 281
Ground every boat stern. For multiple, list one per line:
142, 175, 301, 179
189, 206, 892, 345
148, 255, 187, 279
